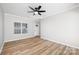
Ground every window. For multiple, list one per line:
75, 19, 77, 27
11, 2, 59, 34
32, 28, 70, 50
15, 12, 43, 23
14, 22, 21, 34
22, 23, 27, 34
14, 22, 27, 34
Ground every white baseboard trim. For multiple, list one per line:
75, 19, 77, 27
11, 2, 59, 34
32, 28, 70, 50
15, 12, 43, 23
0, 41, 4, 54
4, 36, 36, 43
5, 38, 20, 43
41, 36, 79, 49
0, 50, 1, 54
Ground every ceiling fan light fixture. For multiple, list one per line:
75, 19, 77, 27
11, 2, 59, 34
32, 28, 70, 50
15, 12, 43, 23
34, 12, 38, 15
28, 5, 46, 16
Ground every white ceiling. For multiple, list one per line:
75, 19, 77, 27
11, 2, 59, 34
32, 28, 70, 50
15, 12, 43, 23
0, 3, 79, 19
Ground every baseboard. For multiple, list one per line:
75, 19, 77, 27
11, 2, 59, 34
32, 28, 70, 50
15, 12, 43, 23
5, 38, 20, 43
0, 50, 1, 54
41, 36, 79, 49
4, 36, 34, 43
4, 36, 38, 43
0, 41, 4, 54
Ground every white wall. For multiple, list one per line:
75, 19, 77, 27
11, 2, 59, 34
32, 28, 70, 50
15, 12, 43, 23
41, 7, 79, 48
0, 7, 4, 52
4, 13, 38, 42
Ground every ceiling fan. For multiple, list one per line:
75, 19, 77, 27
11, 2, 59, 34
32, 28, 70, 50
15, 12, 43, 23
28, 5, 46, 16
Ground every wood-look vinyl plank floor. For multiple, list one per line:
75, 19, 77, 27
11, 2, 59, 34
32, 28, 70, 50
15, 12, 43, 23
1, 36, 79, 55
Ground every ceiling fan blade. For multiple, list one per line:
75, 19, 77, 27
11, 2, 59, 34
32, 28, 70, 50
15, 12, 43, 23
38, 5, 41, 10
28, 11, 34, 13
38, 12, 41, 15
38, 10, 46, 12
29, 6, 35, 11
